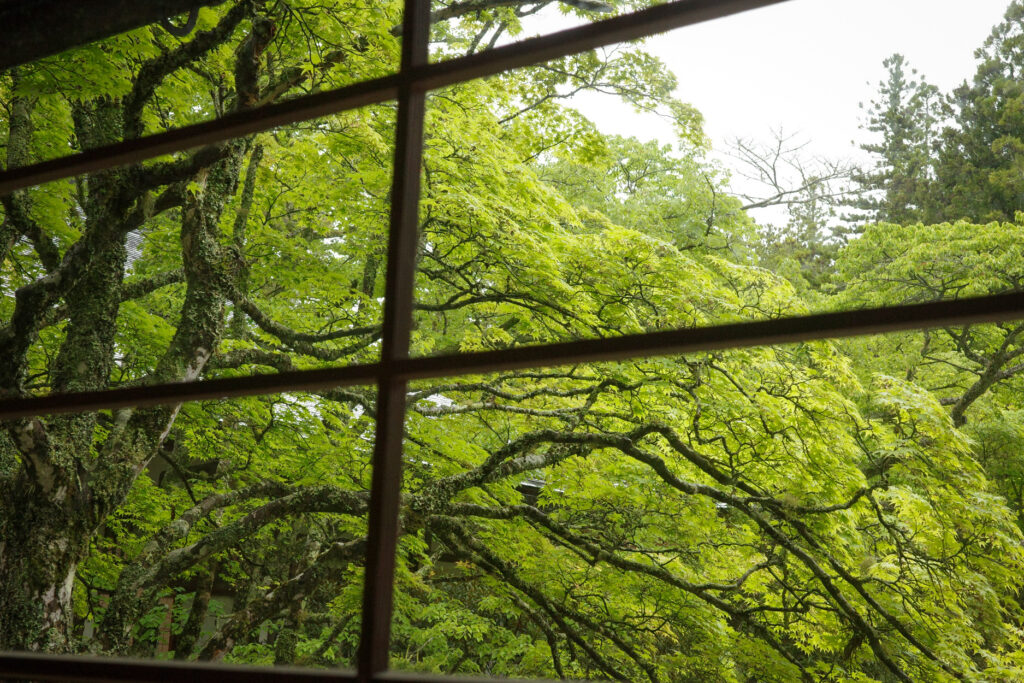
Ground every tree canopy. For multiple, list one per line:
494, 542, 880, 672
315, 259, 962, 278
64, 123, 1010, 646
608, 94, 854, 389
3, 1, 1024, 681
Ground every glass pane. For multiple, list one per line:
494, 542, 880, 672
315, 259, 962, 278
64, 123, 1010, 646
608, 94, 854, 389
1, 0, 401, 165
1, 105, 392, 399
429, 0, 667, 62
413, 1, 1023, 357
0, 388, 375, 669
392, 327, 1024, 680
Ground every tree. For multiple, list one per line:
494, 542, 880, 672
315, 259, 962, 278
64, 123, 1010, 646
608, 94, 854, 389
836, 218, 1024, 541
394, 351, 1024, 681
1, 1, 1023, 681
429, 0, 638, 59
837, 219, 1024, 426
850, 4, 1024, 225
928, 1, 1024, 223
733, 131, 856, 294
0, 0, 692, 658
0, 0, 413, 651
538, 134, 753, 254
849, 54, 942, 225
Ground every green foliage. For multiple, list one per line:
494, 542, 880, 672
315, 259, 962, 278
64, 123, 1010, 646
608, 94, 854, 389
932, 1, 1024, 223
2, 2, 1024, 681
852, 3, 1024, 225
838, 219, 1024, 305
850, 54, 941, 225
541, 135, 753, 252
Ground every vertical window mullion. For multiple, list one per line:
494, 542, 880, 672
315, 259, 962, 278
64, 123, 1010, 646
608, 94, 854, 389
357, 0, 431, 680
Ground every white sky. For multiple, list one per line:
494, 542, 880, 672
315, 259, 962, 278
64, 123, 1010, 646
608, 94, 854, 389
574, 0, 1010, 160
526, 0, 1013, 222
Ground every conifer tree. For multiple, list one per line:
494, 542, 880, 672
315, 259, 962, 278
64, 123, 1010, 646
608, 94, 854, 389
933, 1, 1024, 222
850, 54, 941, 224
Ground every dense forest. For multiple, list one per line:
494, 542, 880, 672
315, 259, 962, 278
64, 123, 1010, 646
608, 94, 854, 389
3, 1, 1024, 680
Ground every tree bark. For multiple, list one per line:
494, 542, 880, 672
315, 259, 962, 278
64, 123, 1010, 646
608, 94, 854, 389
0, 471, 90, 651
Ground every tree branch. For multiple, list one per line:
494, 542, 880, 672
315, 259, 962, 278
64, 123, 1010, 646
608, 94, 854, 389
198, 537, 367, 660
123, 0, 251, 139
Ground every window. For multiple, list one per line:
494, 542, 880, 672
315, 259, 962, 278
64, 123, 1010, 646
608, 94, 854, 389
2, 1, 1024, 681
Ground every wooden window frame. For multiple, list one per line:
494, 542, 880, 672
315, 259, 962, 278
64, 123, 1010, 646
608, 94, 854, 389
3, 0, 1024, 680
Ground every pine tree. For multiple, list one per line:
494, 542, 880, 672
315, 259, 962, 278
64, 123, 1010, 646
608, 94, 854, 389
850, 54, 941, 225
933, 1, 1024, 223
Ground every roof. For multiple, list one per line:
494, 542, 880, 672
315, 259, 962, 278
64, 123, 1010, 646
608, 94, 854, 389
0, 0, 214, 71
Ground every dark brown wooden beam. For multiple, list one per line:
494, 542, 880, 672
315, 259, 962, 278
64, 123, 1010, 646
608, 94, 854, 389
377, 674, 554, 683
0, 0, 791, 196
0, 652, 356, 682
0, 0, 218, 71
2, 292, 1023, 420
0, 74, 401, 196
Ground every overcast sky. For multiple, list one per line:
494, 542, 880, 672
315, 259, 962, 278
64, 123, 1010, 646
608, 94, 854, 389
517, 0, 1010, 220
571, 0, 1011, 161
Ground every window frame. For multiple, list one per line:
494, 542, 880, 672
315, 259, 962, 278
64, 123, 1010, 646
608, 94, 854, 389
2, 0, 1024, 680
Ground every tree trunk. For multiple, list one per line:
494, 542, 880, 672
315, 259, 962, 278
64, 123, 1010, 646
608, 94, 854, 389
0, 484, 89, 652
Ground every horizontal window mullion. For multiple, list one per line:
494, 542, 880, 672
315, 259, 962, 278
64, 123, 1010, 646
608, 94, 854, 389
2, 292, 1023, 420
374, 672, 554, 683
0, 652, 357, 682
0, 75, 401, 195
0, 364, 382, 419
411, 0, 792, 92
1, 0, 215, 71
0, 0, 791, 196
398, 292, 1024, 381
